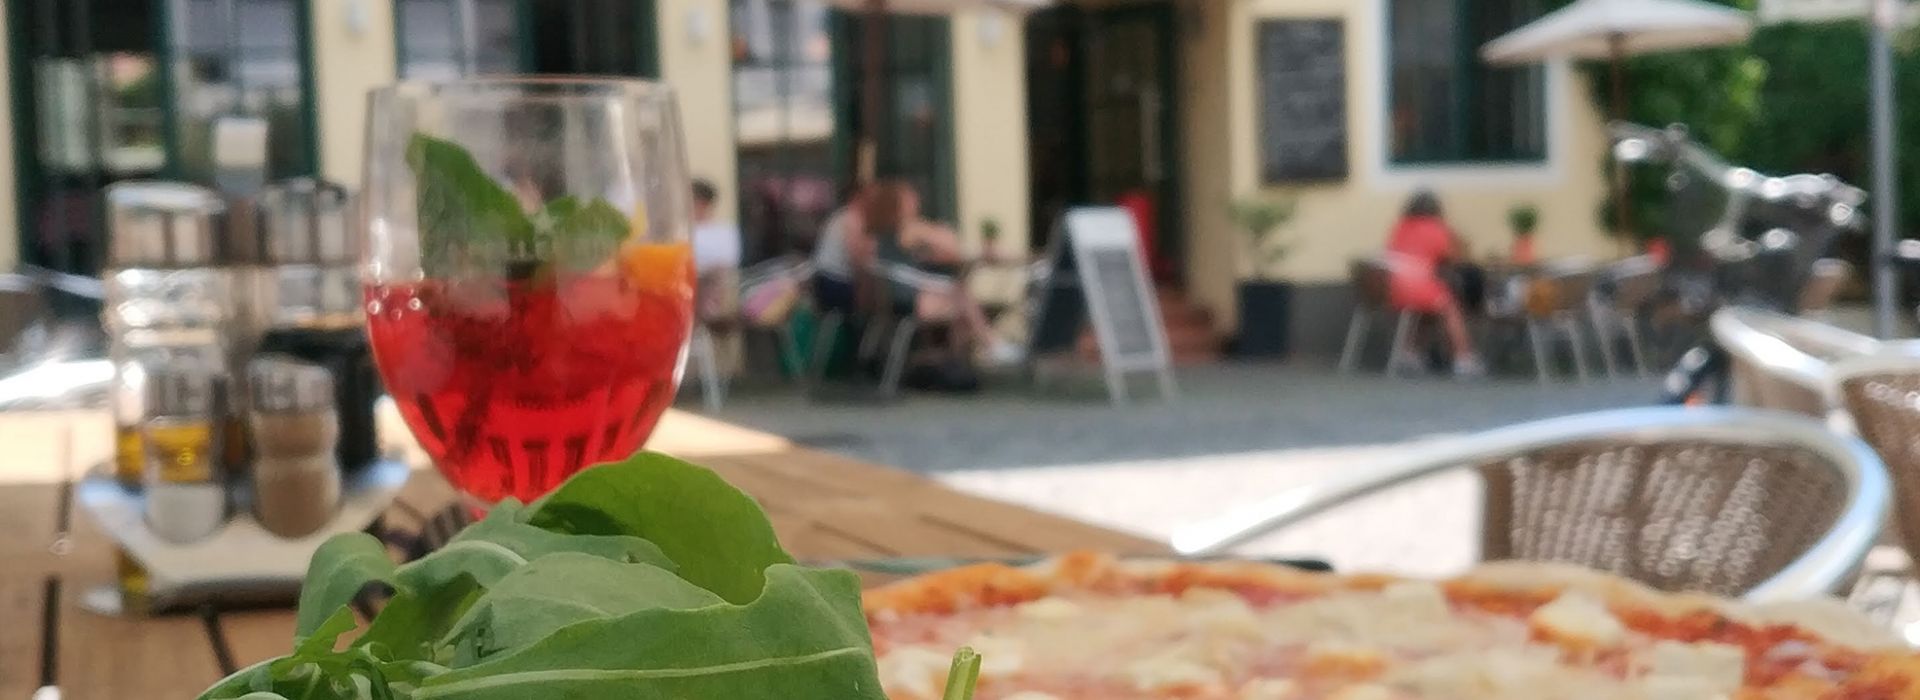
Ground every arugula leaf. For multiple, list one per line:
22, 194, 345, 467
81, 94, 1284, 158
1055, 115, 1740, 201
440, 554, 723, 666
407, 134, 536, 275
527, 453, 795, 604
296, 534, 397, 637
202, 453, 892, 700
412, 565, 880, 700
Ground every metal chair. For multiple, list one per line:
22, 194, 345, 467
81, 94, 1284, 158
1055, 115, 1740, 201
1337, 257, 1415, 374
1489, 261, 1598, 384
685, 258, 812, 411
1710, 307, 1841, 419
1173, 406, 1890, 601
1587, 256, 1662, 378
1710, 307, 1876, 419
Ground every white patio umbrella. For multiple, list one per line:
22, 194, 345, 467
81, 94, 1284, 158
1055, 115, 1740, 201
1482, 0, 1753, 120
1481, 0, 1753, 234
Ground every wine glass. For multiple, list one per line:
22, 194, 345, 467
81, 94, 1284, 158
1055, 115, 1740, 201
361, 78, 693, 505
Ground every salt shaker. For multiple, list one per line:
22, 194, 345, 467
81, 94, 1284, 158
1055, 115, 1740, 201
249, 357, 342, 538
142, 368, 228, 543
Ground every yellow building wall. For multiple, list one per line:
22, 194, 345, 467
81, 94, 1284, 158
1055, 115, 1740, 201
1178, 0, 1616, 329
309, 0, 398, 186
658, 0, 738, 217
950, 9, 1031, 255
0, 7, 14, 270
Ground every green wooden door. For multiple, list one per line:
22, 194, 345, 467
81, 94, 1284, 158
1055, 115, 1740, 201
828, 11, 956, 223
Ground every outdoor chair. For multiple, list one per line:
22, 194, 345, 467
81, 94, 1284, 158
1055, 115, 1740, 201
1487, 260, 1599, 384
686, 257, 812, 411
807, 262, 955, 401
1587, 255, 1662, 378
1710, 306, 1877, 420
1797, 258, 1853, 318
1337, 257, 1415, 374
0, 273, 47, 369
1710, 307, 1840, 419
1174, 406, 1890, 601
1833, 350, 1920, 564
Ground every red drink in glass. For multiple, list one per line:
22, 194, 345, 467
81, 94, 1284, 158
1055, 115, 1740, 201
366, 244, 692, 503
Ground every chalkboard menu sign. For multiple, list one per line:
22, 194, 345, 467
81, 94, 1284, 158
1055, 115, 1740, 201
1256, 19, 1348, 183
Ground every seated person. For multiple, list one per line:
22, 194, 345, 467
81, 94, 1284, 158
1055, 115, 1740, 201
691, 179, 743, 323
1385, 190, 1484, 377
880, 183, 1021, 366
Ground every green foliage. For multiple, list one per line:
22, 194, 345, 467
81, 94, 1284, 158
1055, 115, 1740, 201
1550, 0, 1764, 242
1227, 197, 1299, 280
980, 217, 1002, 242
200, 453, 892, 700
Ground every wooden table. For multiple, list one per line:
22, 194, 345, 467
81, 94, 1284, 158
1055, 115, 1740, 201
0, 408, 1161, 699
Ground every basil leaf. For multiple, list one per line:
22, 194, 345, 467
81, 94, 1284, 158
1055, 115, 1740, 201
295, 533, 397, 638
527, 452, 795, 605
411, 565, 884, 700
532, 196, 632, 271
441, 553, 725, 666
407, 133, 535, 276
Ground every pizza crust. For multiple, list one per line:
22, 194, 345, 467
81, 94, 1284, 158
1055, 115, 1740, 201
864, 552, 1900, 650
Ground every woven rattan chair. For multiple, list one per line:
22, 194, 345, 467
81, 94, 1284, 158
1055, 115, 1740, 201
1710, 307, 1875, 419
1173, 407, 1890, 601
1834, 352, 1920, 570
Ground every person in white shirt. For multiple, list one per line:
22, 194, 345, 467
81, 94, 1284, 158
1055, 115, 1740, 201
691, 179, 742, 277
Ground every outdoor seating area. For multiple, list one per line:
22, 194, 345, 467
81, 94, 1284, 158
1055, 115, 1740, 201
23, 0, 1920, 695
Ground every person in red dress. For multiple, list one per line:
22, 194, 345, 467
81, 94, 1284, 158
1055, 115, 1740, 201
1385, 190, 1485, 377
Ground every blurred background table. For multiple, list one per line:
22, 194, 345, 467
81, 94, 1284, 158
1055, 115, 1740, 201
0, 407, 1160, 699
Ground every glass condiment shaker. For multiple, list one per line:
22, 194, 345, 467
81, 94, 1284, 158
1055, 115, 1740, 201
249, 357, 342, 538
142, 368, 229, 543
103, 182, 231, 488
255, 177, 380, 472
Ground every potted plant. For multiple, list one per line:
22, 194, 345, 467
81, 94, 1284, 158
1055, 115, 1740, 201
1228, 196, 1298, 358
1508, 203, 1540, 264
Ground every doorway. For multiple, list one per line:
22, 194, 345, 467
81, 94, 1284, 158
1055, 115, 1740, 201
1025, 2, 1181, 281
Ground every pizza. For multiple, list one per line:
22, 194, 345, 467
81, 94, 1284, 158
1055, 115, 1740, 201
863, 552, 1918, 699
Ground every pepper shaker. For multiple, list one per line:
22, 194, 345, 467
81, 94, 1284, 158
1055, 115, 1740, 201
249, 357, 343, 538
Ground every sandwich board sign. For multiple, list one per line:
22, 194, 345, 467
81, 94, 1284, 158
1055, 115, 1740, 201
1026, 206, 1176, 405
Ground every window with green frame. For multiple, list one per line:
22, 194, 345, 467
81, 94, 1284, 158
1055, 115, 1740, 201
173, 0, 317, 181
830, 12, 956, 223
394, 0, 523, 79
1387, 0, 1546, 164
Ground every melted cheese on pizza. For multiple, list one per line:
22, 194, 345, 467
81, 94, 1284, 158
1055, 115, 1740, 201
871, 583, 1757, 700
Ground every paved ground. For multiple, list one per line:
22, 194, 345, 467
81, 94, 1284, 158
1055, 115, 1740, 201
689, 361, 1664, 575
